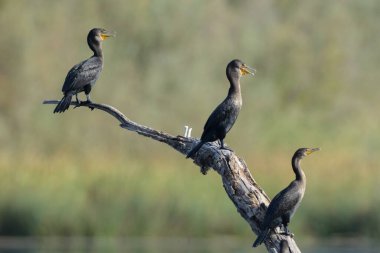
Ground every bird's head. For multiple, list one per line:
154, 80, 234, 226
87, 28, 116, 44
226, 59, 255, 81
294, 147, 320, 159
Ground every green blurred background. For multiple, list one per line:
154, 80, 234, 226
0, 0, 380, 251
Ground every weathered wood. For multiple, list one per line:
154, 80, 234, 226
43, 100, 302, 253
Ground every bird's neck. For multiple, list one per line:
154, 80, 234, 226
292, 156, 306, 182
89, 41, 103, 58
227, 77, 241, 97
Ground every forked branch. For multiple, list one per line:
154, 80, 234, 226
43, 100, 301, 253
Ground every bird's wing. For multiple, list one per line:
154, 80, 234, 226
62, 57, 102, 92
202, 99, 238, 136
203, 102, 228, 132
263, 182, 302, 227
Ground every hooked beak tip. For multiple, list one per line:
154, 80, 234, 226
246, 66, 256, 76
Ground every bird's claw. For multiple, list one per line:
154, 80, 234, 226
83, 101, 95, 111
279, 229, 294, 238
73, 101, 85, 109
200, 166, 210, 175
73, 100, 94, 110
280, 232, 294, 238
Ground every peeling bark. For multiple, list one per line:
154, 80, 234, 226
43, 100, 301, 253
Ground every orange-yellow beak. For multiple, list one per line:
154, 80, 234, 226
100, 31, 116, 41
240, 65, 256, 76
306, 148, 321, 155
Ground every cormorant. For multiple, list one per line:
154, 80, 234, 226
54, 28, 115, 113
253, 147, 320, 247
186, 59, 255, 158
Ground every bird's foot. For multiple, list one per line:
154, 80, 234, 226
81, 100, 95, 110
280, 228, 294, 238
73, 100, 83, 109
279, 232, 294, 238
200, 166, 210, 175
218, 140, 233, 152
284, 232, 294, 238
73, 101, 92, 109
73, 94, 82, 109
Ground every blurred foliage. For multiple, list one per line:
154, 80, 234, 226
0, 0, 380, 241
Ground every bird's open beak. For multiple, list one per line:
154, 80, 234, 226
100, 31, 116, 40
240, 65, 256, 76
306, 147, 321, 155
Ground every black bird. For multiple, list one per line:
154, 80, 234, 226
54, 28, 115, 113
186, 59, 255, 158
253, 147, 320, 247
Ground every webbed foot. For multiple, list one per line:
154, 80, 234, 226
219, 140, 233, 152
81, 99, 94, 110
200, 166, 210, 175
280, 227, 294, 238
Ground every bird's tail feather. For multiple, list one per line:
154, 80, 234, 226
54, 94, 73, 113
186, 141, 204, 159
252, 228, 270, 247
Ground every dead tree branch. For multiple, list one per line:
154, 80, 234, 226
43, 100, 301, 253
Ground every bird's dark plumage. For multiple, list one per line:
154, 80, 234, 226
186, 59, 255, 158
54, 28, 114, 113
253, 148, 320, 247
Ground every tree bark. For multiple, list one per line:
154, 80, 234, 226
43, 100, 301, 253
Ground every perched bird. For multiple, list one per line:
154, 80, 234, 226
253, 148, 320, 247
186, 59, 255, 158
54, 28, 115, 113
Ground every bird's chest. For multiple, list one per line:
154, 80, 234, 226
226, 99, 242, 116
220, 101, 241, 129
90, 67, 103, 86
289, 186, 305, 214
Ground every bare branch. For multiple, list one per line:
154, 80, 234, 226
43, 100, 302, 253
